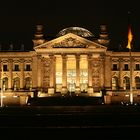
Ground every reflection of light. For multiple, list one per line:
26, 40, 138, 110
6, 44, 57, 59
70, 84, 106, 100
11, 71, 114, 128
56, 78, 62, 84
27, 103, 31, 106
13, 95, 18, 98
0, 95, 6, 98
125, 94, 129, 97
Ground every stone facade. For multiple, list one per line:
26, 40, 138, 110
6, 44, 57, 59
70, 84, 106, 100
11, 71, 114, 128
0, 25, 140, 104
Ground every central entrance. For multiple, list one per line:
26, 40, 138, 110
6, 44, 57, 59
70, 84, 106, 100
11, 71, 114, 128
67, 56, 76, 93
55, 55, 88, 94
67, 70, 76, 93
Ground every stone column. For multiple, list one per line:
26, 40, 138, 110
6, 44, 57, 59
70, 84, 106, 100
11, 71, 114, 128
75, 54, 81, 94
104, 55, 111, 90
37, 55, 42, 90
119, 58, 123, 89
20, 59, 24, 90
131, 57, 135, 89
48, 55, 56, 94
87, 54, 94, 94
8, 59, 13, 90
32, 56, 38, 90
100, 57, 105, 89
61, 54, 68, 94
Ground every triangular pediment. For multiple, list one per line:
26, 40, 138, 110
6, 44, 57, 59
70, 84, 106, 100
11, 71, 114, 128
34, 33, 107, 50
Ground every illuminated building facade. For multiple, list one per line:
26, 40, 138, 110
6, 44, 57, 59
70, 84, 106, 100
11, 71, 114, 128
1, 24, 140, 103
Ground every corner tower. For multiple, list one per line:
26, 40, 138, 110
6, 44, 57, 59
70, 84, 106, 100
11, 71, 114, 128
98, 25, 110, 47
32, 25, 45, 47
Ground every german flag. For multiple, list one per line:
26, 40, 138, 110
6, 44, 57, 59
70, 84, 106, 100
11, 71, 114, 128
126, 25, 133, 50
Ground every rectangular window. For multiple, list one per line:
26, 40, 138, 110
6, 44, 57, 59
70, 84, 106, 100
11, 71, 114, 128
124, 64, 129, 70
25, 64, 31, 71
14, 64, 19, 71
136, 64, 140, 70
112, 64, 118, 70
3, 65, 8, 71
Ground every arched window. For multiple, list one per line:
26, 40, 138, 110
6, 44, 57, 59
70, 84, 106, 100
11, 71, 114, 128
112, 76, 118, 90
25, 77, 32, 90
13, 77, 20, 90
135, 76, 140, 89
123, 76, 130, 90
2, 77, 8, 90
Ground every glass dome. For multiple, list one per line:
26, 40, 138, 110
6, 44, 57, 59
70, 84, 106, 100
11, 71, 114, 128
57, 27, 94, 37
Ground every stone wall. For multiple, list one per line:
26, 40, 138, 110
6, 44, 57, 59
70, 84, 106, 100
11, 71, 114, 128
0, 91, 33, 106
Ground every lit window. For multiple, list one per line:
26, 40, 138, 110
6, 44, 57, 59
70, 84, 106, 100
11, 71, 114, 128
135, 76, 140, 89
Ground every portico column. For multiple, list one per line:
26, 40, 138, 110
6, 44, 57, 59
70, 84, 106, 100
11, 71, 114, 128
119, 58, 123, 89
61, 54, 68, 94
48, 54, 56, 94
20, 59, 24, 90
87, 54, 94, 94
75, 54, 81, 94
8, 59, 13, 90
37, 55, 42, 90
131, 57, 135, 89
100, 57, 105, 88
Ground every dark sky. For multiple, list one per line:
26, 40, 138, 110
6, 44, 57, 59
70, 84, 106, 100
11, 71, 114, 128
0, 0, 139, 51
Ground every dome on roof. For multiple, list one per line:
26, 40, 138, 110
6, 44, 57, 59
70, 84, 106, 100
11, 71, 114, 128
57, 27, 94, 37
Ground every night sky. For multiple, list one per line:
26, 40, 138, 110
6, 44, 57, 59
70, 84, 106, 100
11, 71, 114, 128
0, 0, 139, 51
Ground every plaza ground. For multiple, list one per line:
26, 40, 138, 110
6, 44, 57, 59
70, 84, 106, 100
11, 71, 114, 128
0, 104, 140, 139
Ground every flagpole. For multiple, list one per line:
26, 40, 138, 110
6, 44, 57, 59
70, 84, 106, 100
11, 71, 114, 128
129, 48, 133, 104
126, 11, 133, 104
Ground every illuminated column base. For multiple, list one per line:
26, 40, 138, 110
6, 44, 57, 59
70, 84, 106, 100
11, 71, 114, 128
48, 87, 55, 95
75, 87, 81, 95
7, 88, 12, 91
61, 87, 68, 95
88, 87, 94, 96
130, 93, 133, 104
